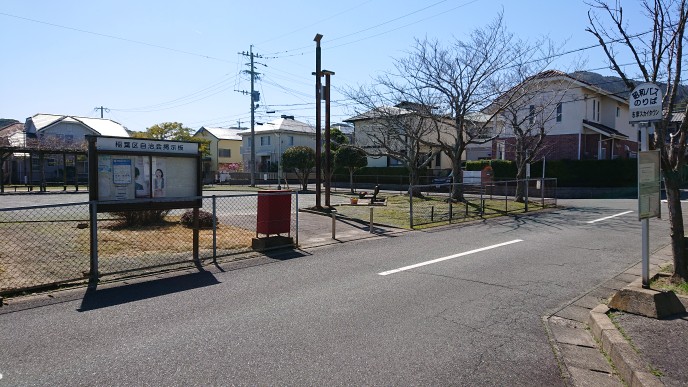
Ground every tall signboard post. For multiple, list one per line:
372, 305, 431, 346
629, 82, 662, 288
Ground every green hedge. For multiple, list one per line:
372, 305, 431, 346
332, 166, 412, 184
465, 160, 516, 178
543, 159, 637, 187
468, 159, 638, 187
335, 159, 649, 187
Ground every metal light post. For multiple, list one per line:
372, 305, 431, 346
314, 33, 323, 209
322, 69, 335, 207
277, 131, 282, 190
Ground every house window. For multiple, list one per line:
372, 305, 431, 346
616, 106, 620, 117
529, 105, 535, 125
597, 100, 600, 121
435, 152, 441, 167
388, 157, 403, 166
287, 136, 294, 146
556, 103, 562, 122
497, 141, 506, 160
592, 99, 600, 121
260, 136, 270, 146
218, 148, 231, 158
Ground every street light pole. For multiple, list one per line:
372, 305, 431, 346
277, 131, 282, 190
322, 69, 335, 207
314, 33, 323, 209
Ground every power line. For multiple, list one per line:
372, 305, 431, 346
0, 12, 235, 64
263, 0, 459, 58
256, 0, 375, 46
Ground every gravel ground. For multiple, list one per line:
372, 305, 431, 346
614, 310, 688, 387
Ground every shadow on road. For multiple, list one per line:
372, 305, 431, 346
78, 271, 220, 312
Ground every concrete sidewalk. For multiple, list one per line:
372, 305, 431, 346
545, 243, 688, 386
296, 208, 408, 249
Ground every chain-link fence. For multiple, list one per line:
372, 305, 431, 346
410, 178, 557, 227
0, 191, 297, 296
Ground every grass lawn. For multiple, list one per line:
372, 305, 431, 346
653, 264, 688, 296
332, 193, 551, 229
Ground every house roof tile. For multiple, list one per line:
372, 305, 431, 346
28, 114, 129, 137
237, 117, 315, 135
197, 127, 243, 140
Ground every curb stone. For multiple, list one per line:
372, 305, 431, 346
588, 305, 664, 387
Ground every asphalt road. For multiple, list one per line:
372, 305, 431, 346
0, 198, 674, 385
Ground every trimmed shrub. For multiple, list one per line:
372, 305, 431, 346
180, 209, 216, 228
112, 210, 170, 227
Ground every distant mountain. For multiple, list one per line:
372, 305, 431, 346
569, 71, 688, 105
0, 119, 20, 129
569, 71, 632, 99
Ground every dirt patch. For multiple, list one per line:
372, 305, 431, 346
0, 219, 254, 293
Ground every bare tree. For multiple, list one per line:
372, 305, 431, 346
349, 13, 555, 201
588, 0, 688, 281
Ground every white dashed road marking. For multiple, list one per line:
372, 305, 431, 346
586, 211, 633, 224
378, 239, 523, 276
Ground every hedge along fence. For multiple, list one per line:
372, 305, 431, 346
332, 158, 688, 188
466, 159, 643, 188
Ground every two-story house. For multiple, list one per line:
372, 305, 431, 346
192, 126, 243, 183
345, 103, 489, 171
238, 115, 316, 173
487, 70, 637, 161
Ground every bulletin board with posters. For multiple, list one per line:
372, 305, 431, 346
88, 135, 202, 212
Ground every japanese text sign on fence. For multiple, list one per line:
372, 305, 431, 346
629, 82, 662, 123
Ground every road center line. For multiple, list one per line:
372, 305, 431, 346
586, 210, 633, 224
377, 239, 523, 276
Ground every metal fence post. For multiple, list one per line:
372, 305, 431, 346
369, 207, 374, 233
89, 200, 99, 286
525, 178, 529, 212
212, 195, 217, 263
331, 210, 336, 239
449, 198, 453, 224
409, 185, 414, 229
295, 190, 299, 246
192, 207, 200, 267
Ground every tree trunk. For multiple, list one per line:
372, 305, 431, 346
409, 169, 423, 198
665, 176, 688, 281
450, 160, 464, 202
515, 167, 526, 203
349, 169, 354, 194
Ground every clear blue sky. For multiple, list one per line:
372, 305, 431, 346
1, 0, 647, 132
